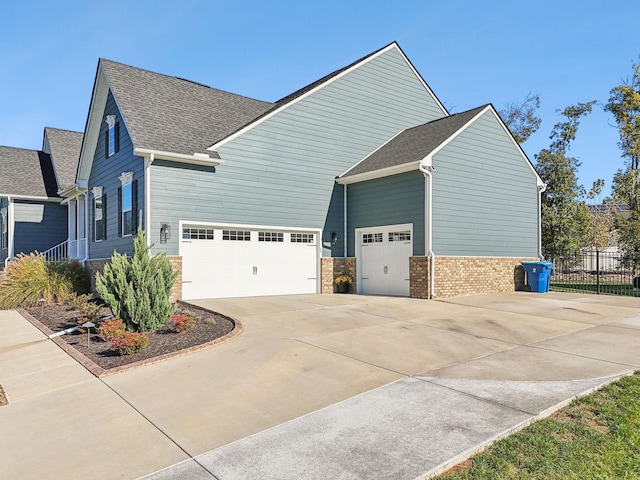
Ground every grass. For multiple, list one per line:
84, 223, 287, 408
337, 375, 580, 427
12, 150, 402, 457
437, 372, 640, 479
551, 281, 640, 297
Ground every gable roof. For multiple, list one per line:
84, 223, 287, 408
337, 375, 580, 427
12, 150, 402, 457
44, 127, 83, 189
207, 41, 448, 151
339, 105, 488, 181
100, 59, 274, 156
0, 146, 59, 199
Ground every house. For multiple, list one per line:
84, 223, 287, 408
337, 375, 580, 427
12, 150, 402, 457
61, 41, 542, 300
0, 128, 82, 268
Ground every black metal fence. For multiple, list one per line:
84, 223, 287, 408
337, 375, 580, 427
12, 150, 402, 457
550, 250, 640, 297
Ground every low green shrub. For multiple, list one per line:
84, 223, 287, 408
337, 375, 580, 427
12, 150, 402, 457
0, 253, 72, 308
48, 260, 90, 295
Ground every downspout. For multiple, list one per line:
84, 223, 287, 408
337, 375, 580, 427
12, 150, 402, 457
537, 183, 547, 259
82, 192, 89, 263
343, 184, 347, 258
418, 161, 435, 299
5, 196, 13, 269
145, 153, 154, 248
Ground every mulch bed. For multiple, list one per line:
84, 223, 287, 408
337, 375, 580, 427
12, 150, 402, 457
20, 301, 239, 377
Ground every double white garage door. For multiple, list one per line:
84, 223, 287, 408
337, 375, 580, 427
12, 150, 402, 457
180, 224, 319, 300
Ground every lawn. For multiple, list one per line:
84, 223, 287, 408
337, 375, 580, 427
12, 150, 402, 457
551, 281, 640, 297
437, 372, 640, 479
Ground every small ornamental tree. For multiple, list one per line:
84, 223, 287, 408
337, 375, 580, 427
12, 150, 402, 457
95, 228, 177, 332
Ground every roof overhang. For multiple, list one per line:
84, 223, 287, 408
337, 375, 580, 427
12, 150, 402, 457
58, 182, 88, 200
336, 161, 419, 185
134, 148, 223, 167
0, 193, 62, 203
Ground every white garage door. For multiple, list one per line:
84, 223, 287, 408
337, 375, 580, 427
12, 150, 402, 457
358, 224, 412, 297
180, 225, 318, 300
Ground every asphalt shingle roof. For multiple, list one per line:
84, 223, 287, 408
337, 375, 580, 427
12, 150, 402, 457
100, 59, 274, 156
340, 105, 488, 178
44, 127, 83, 189
0, 146, 58, 198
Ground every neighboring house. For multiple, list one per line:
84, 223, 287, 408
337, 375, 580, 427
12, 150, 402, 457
581, 203, 629, 271
0, 127, 82, 268
60, 41, 543, 300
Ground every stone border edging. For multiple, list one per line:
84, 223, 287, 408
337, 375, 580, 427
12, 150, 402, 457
17, 304, 243, 378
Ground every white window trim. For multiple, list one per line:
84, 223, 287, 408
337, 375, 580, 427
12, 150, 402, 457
119, 172, 134, 237
0, 207, 7, 250
106, 115, 117, 157
92, 187, 104, 242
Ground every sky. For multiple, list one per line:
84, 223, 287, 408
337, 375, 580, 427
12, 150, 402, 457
1, 0, 639, 199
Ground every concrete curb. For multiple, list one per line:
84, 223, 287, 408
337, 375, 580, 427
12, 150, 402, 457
418, 370, 636, 479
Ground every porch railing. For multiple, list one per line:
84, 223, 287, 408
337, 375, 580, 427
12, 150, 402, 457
42, 240, 68, 263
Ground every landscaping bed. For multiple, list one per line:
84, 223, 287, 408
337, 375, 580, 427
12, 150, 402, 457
22, 301, 237, 374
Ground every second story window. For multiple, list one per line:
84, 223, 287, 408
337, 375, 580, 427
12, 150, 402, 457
105, 115, 120, 158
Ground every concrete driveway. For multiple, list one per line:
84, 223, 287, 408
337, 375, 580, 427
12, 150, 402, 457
2, 292, 640, 479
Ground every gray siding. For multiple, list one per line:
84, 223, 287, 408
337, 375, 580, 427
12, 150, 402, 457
13, 200, 67, 255
88, 91, 145, 259
150, 47, 445, 257
347, 171, 425, 257
432, 110, 539, 256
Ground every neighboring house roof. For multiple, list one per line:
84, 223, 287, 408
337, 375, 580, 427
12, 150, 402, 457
44, 127, 83, 189
0, 146, 59, 198
340, 105, 488, 179
100, 59, 274, 156
588, 203, 630, 216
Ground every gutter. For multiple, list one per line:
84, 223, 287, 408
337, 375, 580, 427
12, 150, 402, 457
537, 183, 547, 259
134, 148, 223, 167
418, 160, 436, 299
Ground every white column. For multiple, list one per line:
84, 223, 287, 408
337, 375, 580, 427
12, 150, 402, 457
77, 195, 86, 260
68, 198, 77, 258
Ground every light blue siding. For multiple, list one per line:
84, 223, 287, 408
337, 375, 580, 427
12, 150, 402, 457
150, 46, 445, 257
347, 171, 425, 257
432, 110, 539, 256
88, 91, 145, 259
13, 200, 67, 255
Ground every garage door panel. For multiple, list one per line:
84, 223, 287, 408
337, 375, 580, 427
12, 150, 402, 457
181, 226, 317, 299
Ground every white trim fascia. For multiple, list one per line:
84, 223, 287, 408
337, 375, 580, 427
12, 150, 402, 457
178, 220, 320, 233
336, 161, 418, 185
394, 46, 448, 116
338, 128, 406, 179
433, 255, 539, 258
208, 42, 416, 152
487, 104, 545, 187
0, 193, 62, 203
134, 148, 222, 167
58, 184, 88, 199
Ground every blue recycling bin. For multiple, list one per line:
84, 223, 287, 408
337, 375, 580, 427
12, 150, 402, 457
521, 261, 553, 293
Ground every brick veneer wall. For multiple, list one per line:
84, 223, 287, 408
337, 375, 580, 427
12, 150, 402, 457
433, 256, 538, 298
85, 255, 183, 303
409, 256, 431, 299
321, 257, 357, 293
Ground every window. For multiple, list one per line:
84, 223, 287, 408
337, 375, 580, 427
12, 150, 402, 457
363, 232, 383, 244
105, 115, 119, 158
291, 233, 315, 244
259, 231, 283, 242
183, 227, 214, 240
118, 172, 135, 237
223, 230, 250, 241
0, 208, 6, 250
389, 231, 411, 242
92, 187, 106, 242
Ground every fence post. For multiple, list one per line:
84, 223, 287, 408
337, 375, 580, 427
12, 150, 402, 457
596, 250, 600, 295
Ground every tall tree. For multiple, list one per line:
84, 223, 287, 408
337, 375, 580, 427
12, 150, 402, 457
537, 101, 596, 258
499, 92, 542, 144
606, 58, 640, 257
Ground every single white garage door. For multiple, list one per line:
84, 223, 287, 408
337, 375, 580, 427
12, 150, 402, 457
358, 224, 412, 297
180, 225, 318, 300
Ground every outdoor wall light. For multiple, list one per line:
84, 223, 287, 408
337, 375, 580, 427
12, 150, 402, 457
331, 232, 339, 246
160, 223, 171, 244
